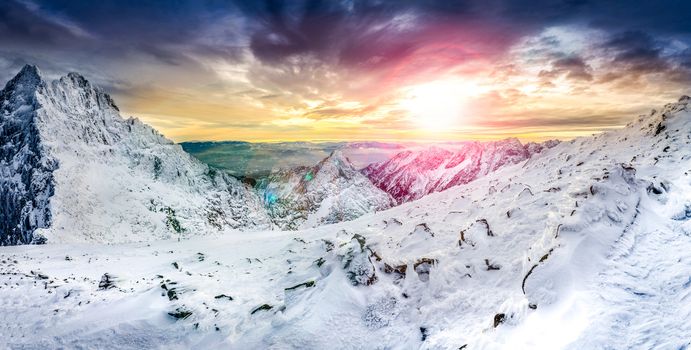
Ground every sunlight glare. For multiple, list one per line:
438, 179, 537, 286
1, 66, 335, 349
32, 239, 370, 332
401, 79, 482, 131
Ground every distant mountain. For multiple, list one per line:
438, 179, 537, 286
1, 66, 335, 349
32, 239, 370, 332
258, 150, 394, 230
0, 65, 272, 245
362, 138, 559, 203
181, 140, 405, 177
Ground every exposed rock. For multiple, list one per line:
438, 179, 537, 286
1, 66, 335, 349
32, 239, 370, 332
250, 304, 273, 315
285, 281, 316, 291
214, 294, 234, 301
168, 307, 193, 320
98, 273, 116, 290
412, 223, 434, 237
485, 259, 501, 271
493, 313, 506, 328
341, 234, 377, 286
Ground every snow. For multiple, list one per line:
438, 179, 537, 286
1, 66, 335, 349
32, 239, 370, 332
1, 66, 691, 349
1, 65, 273, 244
362, 138, 558, 204
258, 150, 394, 230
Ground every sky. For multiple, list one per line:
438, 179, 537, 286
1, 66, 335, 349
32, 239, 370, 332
3, 0, 691, 142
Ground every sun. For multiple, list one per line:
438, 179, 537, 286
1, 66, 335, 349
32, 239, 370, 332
401, 79, 481, 131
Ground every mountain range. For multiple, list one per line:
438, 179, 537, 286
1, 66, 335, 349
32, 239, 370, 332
0, 65, 548, 243
2, 66, 688, 348
363, 139, 559, 204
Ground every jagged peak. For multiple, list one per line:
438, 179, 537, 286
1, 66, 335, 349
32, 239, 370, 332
312, 149, 358, 176
319, 149, 353, 167
496, 137, 522, 145
51, 70, 120, 112
16, 64, 41, 81
61, 71, 91, 88
2, 64, 43, 95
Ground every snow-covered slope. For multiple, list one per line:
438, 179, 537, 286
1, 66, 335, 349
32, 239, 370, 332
2, 97, 690, 349
257, 150, 394, 230
363, 139, 558, 204
0, 65, 272, 244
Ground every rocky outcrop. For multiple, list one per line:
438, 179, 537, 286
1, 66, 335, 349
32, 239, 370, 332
0, 65, 55, 245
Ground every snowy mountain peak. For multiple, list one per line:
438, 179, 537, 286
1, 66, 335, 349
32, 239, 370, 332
1, 65, 272, 244
12, 64, 42, 85
50, 70, 120, 114
324, 149, 350, 163
1, 64, 43, 104
258, 148, 394, 230
315, 149, 358, 177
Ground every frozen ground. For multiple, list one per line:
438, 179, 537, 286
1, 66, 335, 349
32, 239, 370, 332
2, 98, 691, 349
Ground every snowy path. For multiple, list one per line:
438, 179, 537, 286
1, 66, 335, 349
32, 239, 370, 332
568, 184, 691, 349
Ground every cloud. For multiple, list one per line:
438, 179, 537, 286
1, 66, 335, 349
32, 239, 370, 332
0, 0, 86, 47
602, 31, 670, 75
4, 0, 691, 141
539, 55, 593, 81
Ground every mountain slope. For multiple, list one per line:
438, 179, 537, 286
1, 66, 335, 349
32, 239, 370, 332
0, 65, 55, 245
362, 138, 558, 204
2, 97, 690, 348
0, 65, 272, 244
258, 150, 394, 230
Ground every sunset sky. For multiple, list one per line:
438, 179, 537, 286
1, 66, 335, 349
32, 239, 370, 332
3, 0, 691, 142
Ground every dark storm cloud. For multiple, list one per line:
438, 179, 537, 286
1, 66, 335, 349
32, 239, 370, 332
229, 0, 691, 92
539, 55, 593, 81
0, 0, 245, 68
239, 0, 526, 69
603, 31, 671, 75
0, 0, 85, 47
5, 0, 691, 74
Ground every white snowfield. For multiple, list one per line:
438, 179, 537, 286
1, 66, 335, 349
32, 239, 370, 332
2, 70, 691, 348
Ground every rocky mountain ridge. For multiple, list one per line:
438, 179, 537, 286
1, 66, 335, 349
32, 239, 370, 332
0, 65, 273, 244
362, 138, 559, 203
0, 65, 559, 244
